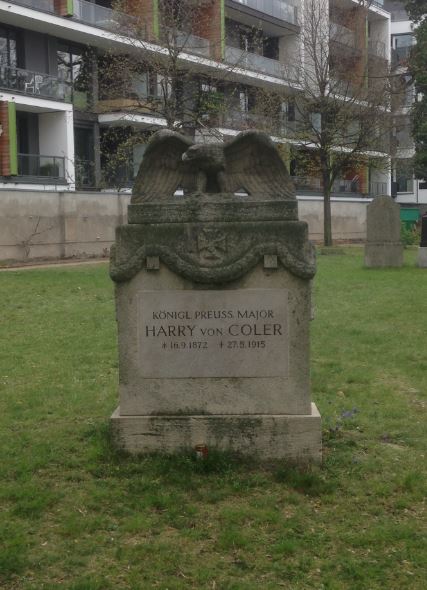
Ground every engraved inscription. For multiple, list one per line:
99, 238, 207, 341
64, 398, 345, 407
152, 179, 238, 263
138, 290, 289, 378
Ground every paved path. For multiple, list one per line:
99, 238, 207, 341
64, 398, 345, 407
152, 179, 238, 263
0, 259, 109, 272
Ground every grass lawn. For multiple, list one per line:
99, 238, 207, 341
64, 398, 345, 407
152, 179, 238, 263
0, 248, 426, 590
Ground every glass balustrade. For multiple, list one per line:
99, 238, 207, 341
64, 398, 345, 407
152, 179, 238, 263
225, 46, 298, 81
72, 0, 134, 31
220, 109, 296, 136
370, 181, 388, 195
171, 31, 211, 57
8, 0, 55, 12
17, 154, 66, 179
232, 0, 297, 25
0, 65, 71, 101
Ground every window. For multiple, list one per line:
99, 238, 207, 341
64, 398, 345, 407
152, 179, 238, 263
0, 27, 17, 69
57, 43, 90, 91
392, 33, 414, 65
395, 160, 414, 193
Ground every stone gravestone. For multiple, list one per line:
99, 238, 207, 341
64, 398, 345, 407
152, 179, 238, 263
417, 212, 427, 268
364, 195, 403, 268
110, 130, 321, 462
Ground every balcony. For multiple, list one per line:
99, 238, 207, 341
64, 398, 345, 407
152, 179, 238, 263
8, 0, 55, 12
0, 66, 71, 102
292, 176, 322, 192
17, 153, 66, 180
370, 181, 388, 196
292, 176, 363, 195
167, 31, 211, 58
71, 0, 135, 32
224, 46, 298, 81
332, 179, 361, 194
220, 109, 297, 136
75, 158, 96, 189
231, 0, 297, 25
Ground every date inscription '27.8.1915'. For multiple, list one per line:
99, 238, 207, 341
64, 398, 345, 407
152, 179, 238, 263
138, 290, 289, 378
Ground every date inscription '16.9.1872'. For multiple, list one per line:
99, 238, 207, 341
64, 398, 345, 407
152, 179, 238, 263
138, 289, 289, 378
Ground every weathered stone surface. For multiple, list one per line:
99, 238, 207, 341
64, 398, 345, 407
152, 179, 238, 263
116, 264, 312, 417
111, 404, 322, 462
138, 289, 289, 379
110, 130, 321, 460
110, 217, 316, 284
131, 129, 296, 203
365, 243, 404, 268
364, 196, 403, 268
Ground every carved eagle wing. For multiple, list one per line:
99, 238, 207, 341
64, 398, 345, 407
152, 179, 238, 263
131, 130, 195, 203
223, 131, 296, 200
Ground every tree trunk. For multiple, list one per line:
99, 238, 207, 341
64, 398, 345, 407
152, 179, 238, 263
320, 162, 333, 246
323, 186, 332, 246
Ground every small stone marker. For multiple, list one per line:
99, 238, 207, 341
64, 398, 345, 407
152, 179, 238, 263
417, 213, 427, 268
110, 130, 321, 461
364, 195, 403, 268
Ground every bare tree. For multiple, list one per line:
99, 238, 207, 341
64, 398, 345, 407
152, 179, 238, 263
95, 0, 237, 187
255, 0, 392, 245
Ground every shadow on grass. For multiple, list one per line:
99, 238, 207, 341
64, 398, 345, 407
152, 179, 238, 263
83, 421, 254, 477
82, 422, 337, 498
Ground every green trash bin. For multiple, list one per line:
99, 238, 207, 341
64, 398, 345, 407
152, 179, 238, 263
400, 208, 420, 230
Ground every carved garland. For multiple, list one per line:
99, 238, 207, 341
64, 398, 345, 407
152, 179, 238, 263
110, 242, 316, 284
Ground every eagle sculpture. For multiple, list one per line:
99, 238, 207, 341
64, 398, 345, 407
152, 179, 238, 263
131, 129, 295, 203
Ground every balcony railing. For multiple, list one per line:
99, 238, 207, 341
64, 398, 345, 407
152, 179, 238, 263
71, 0, 135, 31
170, 31, 211, 57
18, 154, 65, 180
0, 66, 71, 101
332, 179, 361, 194
292, 176, 364, 194
232, 0, 298, 25
220, 109, 297, 136
9, 0, 55, 12
292, 176, 322, 192
224, 46, 298, 81
370, 181, 388, 196
75, 159, 96, 189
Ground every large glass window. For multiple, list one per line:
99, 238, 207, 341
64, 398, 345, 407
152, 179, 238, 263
395, 159, 414, 193
57, 43, 91, 107
0, 27, 17, 69
392, 33, 415, 65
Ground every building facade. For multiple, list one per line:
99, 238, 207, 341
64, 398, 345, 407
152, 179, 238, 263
0, 0, 391, 197
385, 0, 427, 208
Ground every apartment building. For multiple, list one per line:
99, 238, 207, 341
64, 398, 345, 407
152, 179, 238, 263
0, 0, 391, 197
385, 0, 427, 208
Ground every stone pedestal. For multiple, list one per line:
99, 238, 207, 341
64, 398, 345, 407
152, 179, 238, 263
417, 247, 427, 268
109, 130, 321, 462
111, 405, 321, 461
364, 196, 403, 268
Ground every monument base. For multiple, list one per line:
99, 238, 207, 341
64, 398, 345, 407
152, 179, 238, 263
111, 403, 322, 462
364, 242, 403, 268
417, 247, 427, 268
